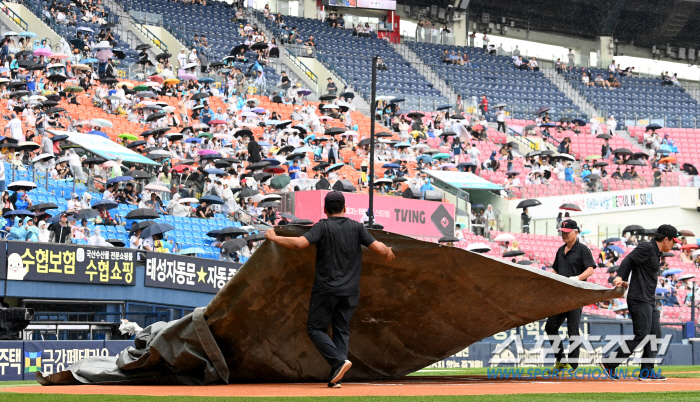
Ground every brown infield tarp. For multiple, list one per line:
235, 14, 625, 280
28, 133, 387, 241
38, 225, 624, 385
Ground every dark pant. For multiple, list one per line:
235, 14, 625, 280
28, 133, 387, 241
497, 121, 506, 133
608, 300, 661, 370
307, 293, 359, 377
328, 155, 336, 164
545, 307, 582, 369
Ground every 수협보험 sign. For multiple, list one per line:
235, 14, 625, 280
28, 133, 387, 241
6, 242, 136, 285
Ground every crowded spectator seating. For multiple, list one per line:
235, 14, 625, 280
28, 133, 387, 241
564, 68, 700, 128
260, 15, 448, 110
126, 0, 281, 93
628, 126, 700, 168
406, 42, 585, 121
30, 0, 141, 64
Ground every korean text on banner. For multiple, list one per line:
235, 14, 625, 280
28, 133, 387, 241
6, 242, 136, 285
144, 252, 241, 294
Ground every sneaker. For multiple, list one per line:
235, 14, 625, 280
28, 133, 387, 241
639, 371, 666, 381
599, 361, 619, 380
327, 382, 342, 388
330, 360, 352, 384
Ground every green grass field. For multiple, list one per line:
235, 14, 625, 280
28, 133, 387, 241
0, 366, 699, 401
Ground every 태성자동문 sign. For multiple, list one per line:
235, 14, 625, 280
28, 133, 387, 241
144, 252, 241, 294
6, 242, 136, 285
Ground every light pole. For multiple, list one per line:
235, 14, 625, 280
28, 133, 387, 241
367, 55, 378, 228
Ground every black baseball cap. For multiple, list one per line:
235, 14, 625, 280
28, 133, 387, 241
656, 224, 680, 243
559, 219, 579, 233
324, 191, 345, 209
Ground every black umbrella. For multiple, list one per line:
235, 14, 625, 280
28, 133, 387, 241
559, 203, 581, 211
622, 225, 644, 234
315, 177, 330, 190
146, 112, 166, 122
251, 42, 268, 50
325, 127, 345, 136
41, 100, 58, 108
91, 199, 118, 210
585, 174, 602, 180
607, 266, 619, 273
646, 124, 662, 131
319, 95, 336, 101
222, 238, 247, 253
200, 195, 224, 205
593, 162, 608, 167
125, 208, 160, 220
438, 236, 459, 243
29, 202, 58, 211
613, 148, 633, 155
253, 172, 272, 182
74, 209, 99, 220
48, 74, 67, 82
245, 232, 266, 242
596, 134, 611, 139
503, 250, 525, 257
290, 219, 314, 225
190, 92, 210, 100
100, 22, 117, 29
126, 141, 146, 149
374, 131, 393, 138
312, 162, 330, 171
47, 107, 66, 114
407, 112, 424, 119
219, 227, 249, 237
683, 163, 698, 176
632, 152, 649, 159
140, 222, 176, 238
450, 114, 465, 120
436, 105, 452, 111
246, 161, 270, 171
238, 188, 259, 198
339, 92, 354, 99
517, 260, 534, 265
156, 52, 171, 61
625, 159, 645, 166
128, 170, 151, 180
100, 77, 118, 84
662, 252, 675, 258
136, 44, 151, 51
535, 107, 550, 115
82, 157, 107, 165
516, 199, 541, 209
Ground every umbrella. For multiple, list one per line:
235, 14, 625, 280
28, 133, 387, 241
466, 243, 491, 253
516, 199, 541, 209
8, 181, 37, 191
680, 244, 699, 250
200, 195, 224, 205
585, 174, 602, 181
107, 175, 134, 184
613, 148, 633, 156
31, 153, 54, 163
125, 208, 161, 220
662, 268, 683, 276
494, 233, 515, 242
438, 236, 459, 243
622, 225, 645, 234
503, 250, 525, 257
661, 252, 675, 258
646, 124, 662, 131
91, 199, 118, 210
3, 209, 34, 218
603, 238, 621, 244
140, 223, 176, 239
559, 203, 581, 211
517, 260, 534, 266
270, 175, 291, 189
436, 105, 452, 111
325, 163, 344, 173
596, 134, 611, 139
144, 183, 170, 192
238, 188, 259, 198
29, 202, 58, 211
624, 159, 645, 166
593, 162, 608, 167
682, 163, 698, 176
679, 274, 696, 281
222, 238, 247, 254
535, 107, 550, 115
656, 288, 670, 295
607, 266, 619, 273
680, 230, 694, 236
605, 245, 626, 255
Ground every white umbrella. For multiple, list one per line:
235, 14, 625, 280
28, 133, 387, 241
47, 63, 65, 69
179, 198, 199, 204
76, 27, 94, 32
289, 178, 318, 190
29, 95, 47, 101
412, 143, 429, 149
163, 106, 176, 113
94, 40, 112, 49
494, 233, 516, 242
467, 243, 492, 253
183, 62, 198, 70
261, 194, 282, 201
145, 183, 170, 192
32, 153, 55, 163
2, 31, 18, 37
376, 95, 395, 101
679, 274, 696, 281
322, 104, 339, 109
557, 153, 576, 161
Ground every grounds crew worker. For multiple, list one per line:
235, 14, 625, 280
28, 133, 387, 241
545, 219, 595, 372
265, 191, 394, 388
601, 224, 678, 381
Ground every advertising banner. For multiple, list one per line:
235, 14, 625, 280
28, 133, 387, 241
6, 242, 136, 286
294, 190, 455, 237
527, 187, 680, 219
0, 341, 23, 380
22, 341, 106, 379
144, 252, 241, 294
48, 130, 159, 166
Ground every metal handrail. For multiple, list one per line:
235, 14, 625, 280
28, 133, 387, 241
0, 0, 28, 31
284, 46, 317, 84
130, 16, 167, 52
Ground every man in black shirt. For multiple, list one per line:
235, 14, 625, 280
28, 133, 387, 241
601, 224, 679, 381
326, 78, 337, 96
544, 219, 595, 372
49, 213, 72, 243
265, 192, 394, 387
